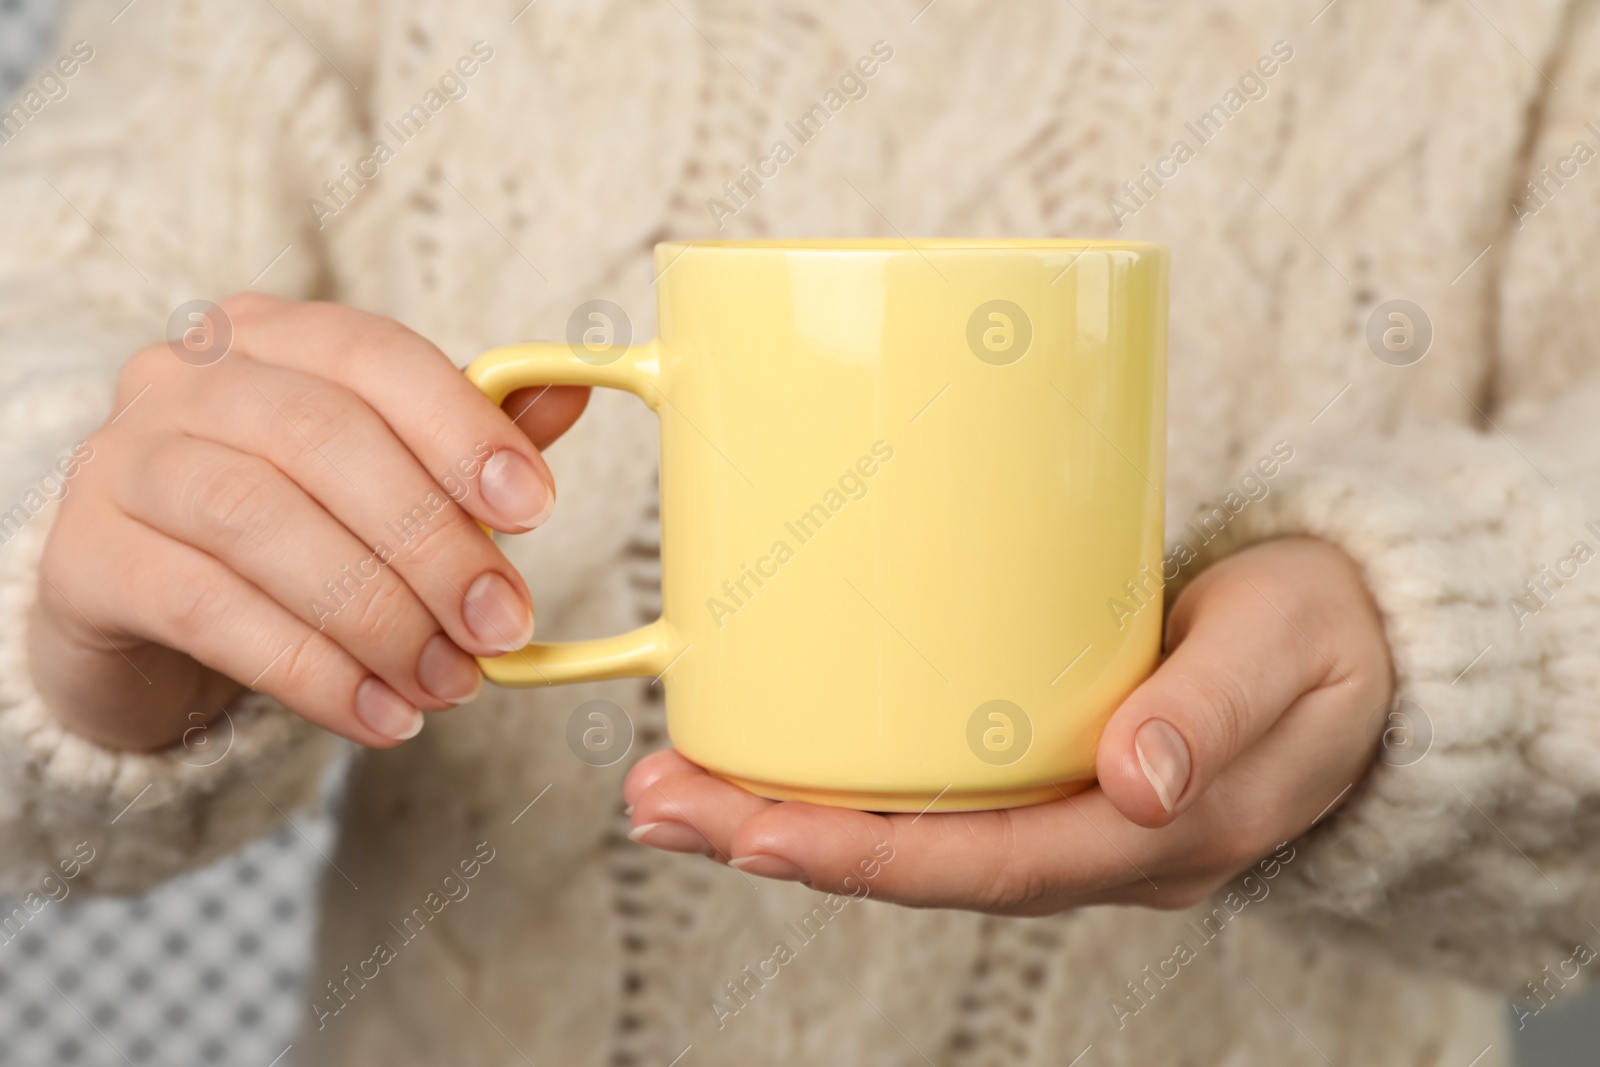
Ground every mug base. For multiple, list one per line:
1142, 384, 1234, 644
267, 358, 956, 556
712, 772, 1094, 813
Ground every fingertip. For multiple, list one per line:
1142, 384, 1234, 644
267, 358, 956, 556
628, 820, 717, 857
1097, 698, 1190, 828
730, 802, 885, 883
416, 633, 484, 707
1133, 718, 1191, 812
622, 748, 702, 806
352, 677, 423, 745
727, 853, 809, 883
478, 449, 556, 533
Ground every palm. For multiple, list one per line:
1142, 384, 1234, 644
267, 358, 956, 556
625, 538, 1392, 912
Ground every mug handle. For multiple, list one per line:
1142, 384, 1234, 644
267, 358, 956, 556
465, 341, 670, 687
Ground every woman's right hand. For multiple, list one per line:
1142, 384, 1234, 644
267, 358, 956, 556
27, 293, 590, 752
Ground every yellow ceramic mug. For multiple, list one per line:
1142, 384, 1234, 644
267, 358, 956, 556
468, 239, 1166, 812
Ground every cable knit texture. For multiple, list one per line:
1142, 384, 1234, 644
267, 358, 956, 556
2, 0, 1595, 1062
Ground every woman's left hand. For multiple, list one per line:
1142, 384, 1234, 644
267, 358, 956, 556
623, 537, 1394, 913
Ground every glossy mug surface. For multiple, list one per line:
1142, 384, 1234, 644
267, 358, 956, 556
468, 239, 1167, 812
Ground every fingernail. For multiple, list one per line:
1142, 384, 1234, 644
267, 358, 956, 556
627, 821, 715, 856
416, 634, 482, 705
479, 450, 555, 530
729, 854, 808, 882
355, 677, 424, 741
1134, 718, 1191, 813
623, 804, 634, 816
464, 572, 534, 653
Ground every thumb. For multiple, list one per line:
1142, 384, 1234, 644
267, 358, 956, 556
1094, 568, 1331, 828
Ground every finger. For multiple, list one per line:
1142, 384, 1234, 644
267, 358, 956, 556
723, 789, 1161, 913
115, 435, 481, 711
168, 357, 534, 658
53, 508, 425, 747
220, 293, 559, 533
504, 385, 590, 451
622, 747, 701, 807
627, 759, 776, 859
1095, 546, 1346, 828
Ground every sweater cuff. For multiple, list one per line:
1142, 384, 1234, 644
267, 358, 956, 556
0, 505, 336, 896
1171, 427, 1600, 986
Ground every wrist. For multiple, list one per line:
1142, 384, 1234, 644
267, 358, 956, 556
26, 601, 239, 753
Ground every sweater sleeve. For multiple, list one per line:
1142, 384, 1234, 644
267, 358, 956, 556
1177, 4, 1600, 990
0, 0, 367, 895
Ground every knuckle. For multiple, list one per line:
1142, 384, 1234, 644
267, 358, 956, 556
270, 630, 339, 700
1213, 566, 1317, 656
391, 501, 469, 570
976, 815, 1051, 912
327, 312, 416, 377
273, 381, 363, 458
336, 572, 414, 648
986, 869, 1051, 914
414, 404, 464, 457
182, 454, 284, 545
216, 290, 283, 327
1181, 668, 1251, 762
117, 343, 173, 392
159, 575, 230, 649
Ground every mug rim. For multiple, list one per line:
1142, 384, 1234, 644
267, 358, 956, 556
656, 237, 1165, 254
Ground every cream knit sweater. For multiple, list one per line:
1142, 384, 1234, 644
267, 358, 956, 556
2, 0, 1598, 1063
